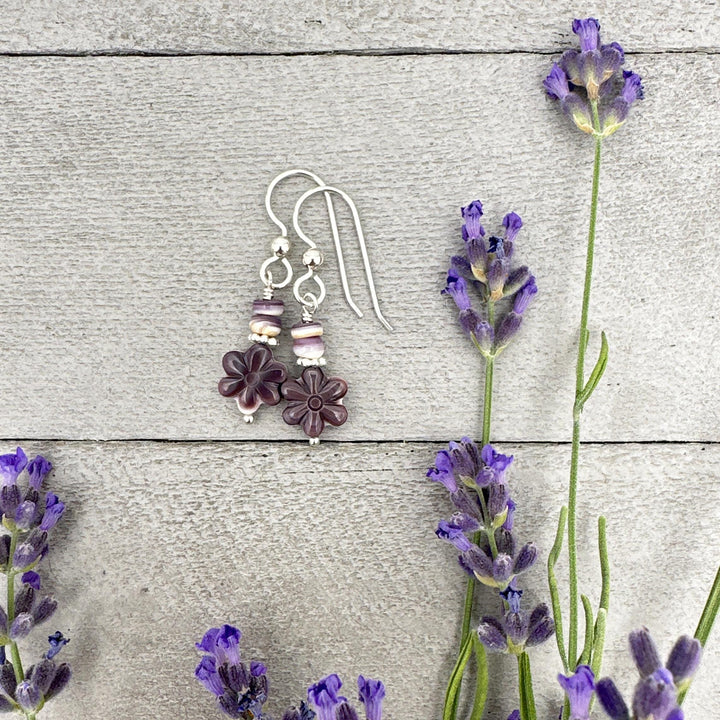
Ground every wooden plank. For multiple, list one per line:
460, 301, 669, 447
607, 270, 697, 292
3, 2, 720, 53
0, 54, 718, 442
12, 440, 720, 718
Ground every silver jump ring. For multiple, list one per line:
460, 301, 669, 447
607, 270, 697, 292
293, 268, 326, 308
260, 256, 293, 289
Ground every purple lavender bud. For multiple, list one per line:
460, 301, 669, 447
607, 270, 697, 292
462, 545, 494, 579
563, 94, 594, 134
595, 678, 630, 720
14, 501, 36, 530
450, 488, 482, 519
43, 662, 71, 700
505, 611, 530, 645
474, 320, 495, 352
426, 450, 458, 493
0, 696, 12, 711
10, 613, 34, 639
450, 512, 480, 533
461, 201, 485, 240
0, 606, 7, 633
513, 543, 538, 574
507, 712, 520, 720
486, 257, 508, 299
632, 669, 678, 720
502, 212, 523, 246
492, 554, 514, 584
0, 663, 16, 697
13, 530, 48, 570
215, 625, 242, 666
495, 528, 516, 557
459, 308, 482, 336
196, 627, 222, 653
666, 710, 685, 720
33, 596, 57, 624
544, 63, 570, 99
0, 448, 28, 486
621, 70, 644, 103
308, 674, 346, 720
15, 584, 35, 615
629, 628, 662, 678
488, 483, 509, 520
195, 655, 224, 696
47, 631, 70, 660
250, 660, 266, 677
436, 520, 472, 552
525, 605, 555, 647
557, 665, 595, 720
495, 312, 523, 348
504, 266, 530, 297
481, 445, 513, 482
513, 277, 538, 314
26, 456, 52, 491
0, 535, 9, 568
40, 493, 65, 531
0, 485, 21, 519
357, 675, 385, 720
477, 616, 508, 652
572, 18, 601, 52
666, 635, 702, 684
503, 499, 517, 531
442, 269, 472, 312
15, 680, 41, 711
464, 237, 488, 282
29, 659, 57, 695
336, 702, 360, 720
22, 572, 41, 590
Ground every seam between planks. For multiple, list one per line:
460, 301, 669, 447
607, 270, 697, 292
0, 48, 719, 58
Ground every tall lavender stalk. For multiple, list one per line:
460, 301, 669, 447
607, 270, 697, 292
0, 448, 71, 718
543, 19, 644, 696
437, 204, 545, 720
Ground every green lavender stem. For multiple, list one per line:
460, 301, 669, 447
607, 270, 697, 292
678, 564, 720, 705
568, 107, 603, 667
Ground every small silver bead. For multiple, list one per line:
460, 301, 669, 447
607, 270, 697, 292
243, 415, 255, 424
302, 248, 323, 268
271, 236, 290, 257
309, 437, 320, 446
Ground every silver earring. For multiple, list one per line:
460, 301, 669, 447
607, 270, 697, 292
280, 184, 393, 444
217, 170, 338, 424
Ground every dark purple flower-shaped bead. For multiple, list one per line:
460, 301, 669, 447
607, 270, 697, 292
281, 367, 348, 439
218, 344, 287, 419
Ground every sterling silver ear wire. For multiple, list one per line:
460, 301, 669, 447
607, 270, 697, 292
280, 185, 393, 444
218, 170, 338, 424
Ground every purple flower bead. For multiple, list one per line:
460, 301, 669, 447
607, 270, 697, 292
282, 367, 348, 439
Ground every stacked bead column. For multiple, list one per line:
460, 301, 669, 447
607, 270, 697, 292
291, 319, 325, 366
249, 297, 284, 345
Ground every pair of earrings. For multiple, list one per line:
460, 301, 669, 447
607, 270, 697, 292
218, 169, 392, 444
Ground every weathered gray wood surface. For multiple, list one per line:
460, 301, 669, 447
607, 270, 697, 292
1, 54, 719, 442
1, 6, 719, 720
3, 2, 720, 53
14, 442, 719, 719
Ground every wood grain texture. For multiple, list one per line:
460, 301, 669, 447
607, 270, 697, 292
0, 54, 718, 442
2, 1, 720, 53
9, 441, 718, 719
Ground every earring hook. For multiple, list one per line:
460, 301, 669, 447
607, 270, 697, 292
261, 169, 342, 292
292, 185, 393, 332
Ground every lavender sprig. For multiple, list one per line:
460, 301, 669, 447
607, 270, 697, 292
543, 18, 644, 694
0, 448, 71, 718
195, 625, 385, 720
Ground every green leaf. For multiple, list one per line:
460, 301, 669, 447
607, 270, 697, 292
679, 564, 720, 705
547, 506, 569, 672
598, 516, 610, 614
590, 609, 607, 679
443, 634, 473, 720
518, 652, 537, 720
469, 635, 488, 720
578, 595, 594, 666
577, 331, 609, 409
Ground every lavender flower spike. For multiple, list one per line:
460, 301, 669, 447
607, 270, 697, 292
557, 665, 595, 720
0, 447, 27, 485
545, 18, 643, 137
